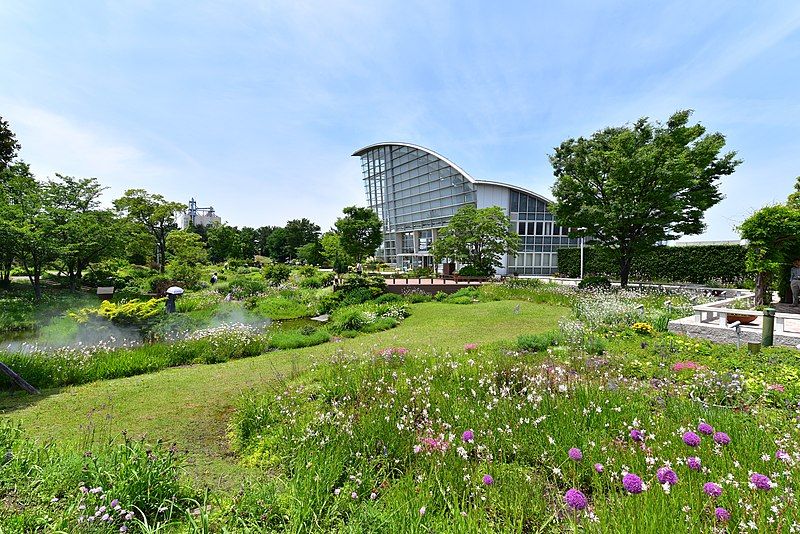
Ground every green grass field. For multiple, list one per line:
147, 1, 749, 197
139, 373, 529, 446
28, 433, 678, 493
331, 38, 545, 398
1, 300, 567, 488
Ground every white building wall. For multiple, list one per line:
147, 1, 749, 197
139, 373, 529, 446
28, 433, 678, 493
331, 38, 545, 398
475, 183, 511, 275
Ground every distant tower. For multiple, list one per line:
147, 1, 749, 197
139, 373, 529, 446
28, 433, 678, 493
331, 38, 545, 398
176, 197, 222, 229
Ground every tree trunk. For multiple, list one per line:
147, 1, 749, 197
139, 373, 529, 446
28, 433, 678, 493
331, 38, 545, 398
754, 271, 770, 306
619, 250, 633, 288
33, 270, 42, 300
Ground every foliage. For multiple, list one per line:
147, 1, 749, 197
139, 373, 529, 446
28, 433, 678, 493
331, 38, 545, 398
71, 298, 166, 326
296, 240, 325, 265
263, 262, 292, 285
550, 110, 741, 286
113, 189, 186, 273
456, 265, 490, 277
0, 423, 188, 532
320, 231, 353, 274
327, 301, 410, 334
739, 204, 800, 304
283, 218, 321, 261
559, 244, 747, 286
333, 205, 383, 262
0, 114, 21, 170
577, 274, 612, 289
206, 223, 243, 263
630, 321, 655, 335
431, 205, 519, 275
516, 329, 562, 352
299, 271, 335, 289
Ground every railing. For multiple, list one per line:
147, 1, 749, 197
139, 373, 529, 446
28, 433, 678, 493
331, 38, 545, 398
691, 293, 796, 334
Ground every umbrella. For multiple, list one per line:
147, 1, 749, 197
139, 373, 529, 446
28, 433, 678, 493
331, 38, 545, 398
165, 286, 185, 295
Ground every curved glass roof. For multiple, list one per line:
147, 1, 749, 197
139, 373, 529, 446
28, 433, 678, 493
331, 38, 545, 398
352, 141, 554, 204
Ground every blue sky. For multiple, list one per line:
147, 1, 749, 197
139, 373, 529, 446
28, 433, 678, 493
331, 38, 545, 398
1, 1, 798, 240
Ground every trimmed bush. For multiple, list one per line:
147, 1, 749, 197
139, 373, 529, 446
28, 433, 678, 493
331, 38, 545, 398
557, 244, 747, 285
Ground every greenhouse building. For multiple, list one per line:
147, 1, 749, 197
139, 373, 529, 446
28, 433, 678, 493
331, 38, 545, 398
353, 142, 580, 276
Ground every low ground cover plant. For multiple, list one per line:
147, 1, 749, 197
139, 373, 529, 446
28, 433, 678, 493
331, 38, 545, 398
230, 346, 800, 532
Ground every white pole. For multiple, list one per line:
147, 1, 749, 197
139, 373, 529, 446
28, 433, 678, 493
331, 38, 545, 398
580, 237, 585, 280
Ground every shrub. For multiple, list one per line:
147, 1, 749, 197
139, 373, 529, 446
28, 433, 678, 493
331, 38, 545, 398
558, 244, 747, 285
373, 293, 403, 304
263, 263, 292, 285
70, 298, 166, 326
226, 276, 270, 298
433, 291, 448, 301
402, 289, 432, 303
578, 275, 612, 289
408, 267, 434, 278
517, 330, 562, 352
299, 272, 335, 289
457, 265, 492, 277
268, 329, 330, 350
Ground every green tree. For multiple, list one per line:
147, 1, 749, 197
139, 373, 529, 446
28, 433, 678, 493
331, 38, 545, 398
0, 115, 21, 171
255, 226, 277, 256
739, 205, 800, 305
45, 175, 123, 290
284, 218, 320, 261
166, 230, 208, 288
239, 226, 258, 260
7, 164, 59, 299
320, 232, 352, 274
206, 224, 242, 263
113, 189, 186, 273
549, 110, 740, 287
0, 162, 28, 286
431, 205, 519, 275
297, 241, 324, 265
265, 227, 289, 262
334, 206, 382, 263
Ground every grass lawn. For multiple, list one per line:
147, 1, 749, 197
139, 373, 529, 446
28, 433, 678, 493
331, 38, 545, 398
0, 300, 567, 488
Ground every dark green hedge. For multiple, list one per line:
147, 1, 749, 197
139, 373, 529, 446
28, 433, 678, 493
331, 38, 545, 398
557, 244, 747, 285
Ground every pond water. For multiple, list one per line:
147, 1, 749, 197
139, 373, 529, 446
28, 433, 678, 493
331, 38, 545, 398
0, 314, 320, 353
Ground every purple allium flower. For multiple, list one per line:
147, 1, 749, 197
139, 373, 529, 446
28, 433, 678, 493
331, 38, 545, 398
703, 482, 722, 497
713, 432, 730, 445
682, 431, 701, 447
594, 463, 604, 473
101, 514, 110, 522
687, 456, 701, 470
698, 422, 714, 435
110, 499, 119, 508
568, 447, 583, 461
657, 467, 678, 485
564, 488, 588, 510
750, 473, 772, 490
776, 450, 789, 462
462, 429, 475, 443
714, 507, 731, 522
120, 527, 128, 533
622, 473, 644, 494
482, 474, 494, 485
630, 429, 644, 442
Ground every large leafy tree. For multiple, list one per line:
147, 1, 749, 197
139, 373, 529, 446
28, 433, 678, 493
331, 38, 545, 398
7, 165, 59, 299
113, 189, 186, 272
0, 115, 21, 171
238, 226, 258, 260
0, 162, 29, 287
334, 206, 382, 263
550, 110, 740, 287
265, 227, 289, 262
45, 175, 124, 290
739, 181, 800, 305
431, 205, 519, 275
255, 225, 278, 257
284, 218, 321, 261
207, 224, 242, 263
320, 232, 352, 274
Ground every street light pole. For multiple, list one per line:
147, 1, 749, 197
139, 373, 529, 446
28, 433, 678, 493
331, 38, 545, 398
580, 236, 584, 280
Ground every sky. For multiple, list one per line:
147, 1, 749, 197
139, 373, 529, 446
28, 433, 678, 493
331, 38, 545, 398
1, 1, 799, 240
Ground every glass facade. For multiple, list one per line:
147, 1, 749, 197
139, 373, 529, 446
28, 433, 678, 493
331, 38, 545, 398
506, 190, 580, 275
360, 144, 476, 265
356, 143, 579, 274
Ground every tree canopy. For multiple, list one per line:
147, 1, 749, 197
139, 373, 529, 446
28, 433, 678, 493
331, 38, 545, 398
334, 206, 382, 263
0, 115, 21, 171
113, 189, 186, 272
550, 110, 740, 286
431, 205, 519, 275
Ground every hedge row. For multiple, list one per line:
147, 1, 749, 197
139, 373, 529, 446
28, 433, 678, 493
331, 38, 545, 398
557, 244, 747, 285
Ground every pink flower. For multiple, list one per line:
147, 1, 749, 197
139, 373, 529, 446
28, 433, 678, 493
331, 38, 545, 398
482, 474, 494, 485
462, 429, 474, 443
464, 343, 478, 351
594, 463, 604, 473
568, 447, 583, 461
687, 456, 701, 470
672, 361, 704, 372
767, 383, 785, 392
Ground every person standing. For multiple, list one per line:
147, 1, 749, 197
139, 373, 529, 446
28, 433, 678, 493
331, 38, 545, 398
356, 262, 362, 275
791, 259, 800, 306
